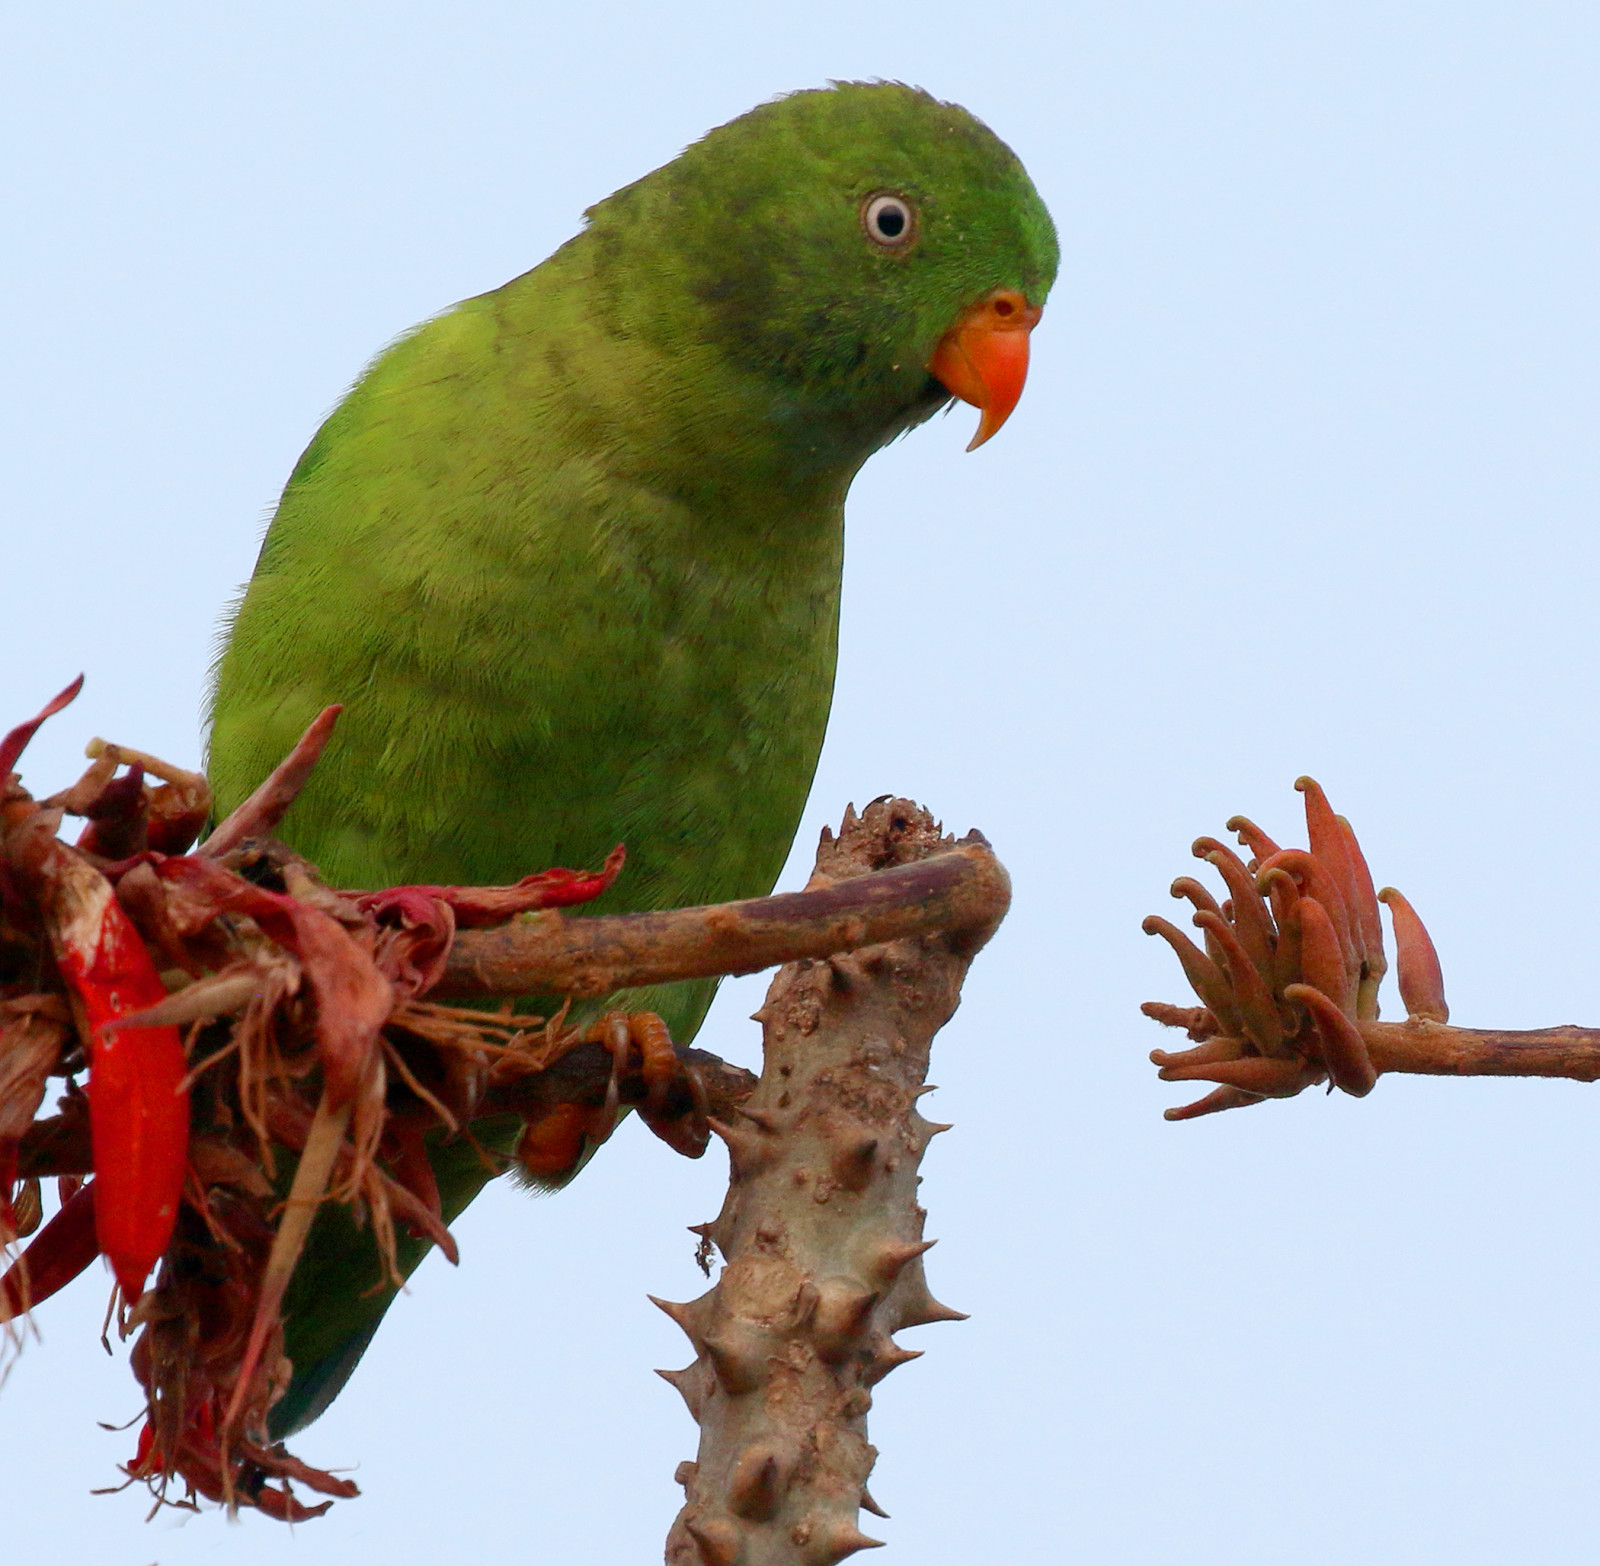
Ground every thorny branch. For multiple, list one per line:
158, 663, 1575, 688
661, 799, 1000, 1566
1143, 776, 1600, 1119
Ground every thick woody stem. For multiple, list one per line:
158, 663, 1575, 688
1362, 1020, 1600, 1081
659, 800, 1004, 1566
438, 844, 1008, 1000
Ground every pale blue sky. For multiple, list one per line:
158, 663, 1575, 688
4, 4, 1600, 1561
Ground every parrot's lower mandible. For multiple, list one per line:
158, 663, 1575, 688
206, 81, 1058, 1436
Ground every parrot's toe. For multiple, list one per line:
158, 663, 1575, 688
512, 1010, 709, 1184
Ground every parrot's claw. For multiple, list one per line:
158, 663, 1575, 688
643, 1056, 711, 1161
512, 1010, 709, 1183
579, 1011, 708, 1157
581, 1010, 678, 1117
592, 1011, 629, 1132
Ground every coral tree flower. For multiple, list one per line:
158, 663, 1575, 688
1143, 778, 1448, 1120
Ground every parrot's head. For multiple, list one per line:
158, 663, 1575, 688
583, 81, 1059, 466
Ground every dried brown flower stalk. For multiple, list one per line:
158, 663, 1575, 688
0, 684, 1012, 1533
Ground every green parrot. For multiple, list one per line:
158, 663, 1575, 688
206, 81, 1058, 1437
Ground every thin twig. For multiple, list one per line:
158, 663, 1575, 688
1361, 1019, 1600, 1082
439, 838, 1009, 999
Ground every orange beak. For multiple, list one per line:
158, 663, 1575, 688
928, 287, 1036, 451
926, 289, 1043, 450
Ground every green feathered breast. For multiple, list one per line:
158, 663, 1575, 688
207, 81, 1057, 1435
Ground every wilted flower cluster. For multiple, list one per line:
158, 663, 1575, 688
1142, 777, 1448, 1121
0, 681, 706, 1520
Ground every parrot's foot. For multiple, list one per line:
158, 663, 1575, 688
586, 1009, 677, 1116
512, 1011, 709, 1184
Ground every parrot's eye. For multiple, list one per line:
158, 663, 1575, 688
861, 193, 917, 250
